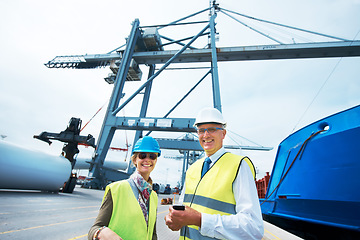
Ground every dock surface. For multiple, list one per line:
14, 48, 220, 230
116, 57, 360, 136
0, 186, 302, 240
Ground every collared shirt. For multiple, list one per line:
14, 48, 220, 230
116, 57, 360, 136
179, 147, 264, 239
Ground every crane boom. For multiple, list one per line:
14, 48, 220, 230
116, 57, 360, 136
45, 41, 360, 69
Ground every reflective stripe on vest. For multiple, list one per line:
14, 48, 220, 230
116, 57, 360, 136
180, 153, 255, 240
181, 226, 214, 240
104, 180, 157, 240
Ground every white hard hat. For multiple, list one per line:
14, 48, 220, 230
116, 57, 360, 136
194, 107, 227, 127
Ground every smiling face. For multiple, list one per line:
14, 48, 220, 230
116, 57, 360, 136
197, 123, 226, 156
132, 152, 158, 181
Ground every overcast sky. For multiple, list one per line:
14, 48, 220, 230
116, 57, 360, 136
1, 0, 359, 186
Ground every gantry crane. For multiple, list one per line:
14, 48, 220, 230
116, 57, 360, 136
44, 1, 360, 189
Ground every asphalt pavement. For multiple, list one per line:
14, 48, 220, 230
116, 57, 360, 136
0, 186, 301, 240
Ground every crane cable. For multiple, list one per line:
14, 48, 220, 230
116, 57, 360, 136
79, 100, 130, 155
261, 129, 324, 205
80, 101, 107, 133
291, 30, 360, 133
263, 30, 360, 204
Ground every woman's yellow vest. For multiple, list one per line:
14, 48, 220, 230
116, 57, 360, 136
104, 180, 157, 240
180, 153, 255, 240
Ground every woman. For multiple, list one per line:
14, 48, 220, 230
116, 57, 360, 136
88, 136, 160, 240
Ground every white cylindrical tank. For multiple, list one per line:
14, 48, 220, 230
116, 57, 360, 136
74, 157, 128, 171
0, 141, 71, 191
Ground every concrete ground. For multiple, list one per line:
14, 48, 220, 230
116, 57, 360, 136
0, 186, 302, 240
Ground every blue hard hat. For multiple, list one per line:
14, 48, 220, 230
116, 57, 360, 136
132, 136, 161, 157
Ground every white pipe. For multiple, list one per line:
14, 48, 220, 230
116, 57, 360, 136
74, 157, 128, 171
0, 141, 71, 192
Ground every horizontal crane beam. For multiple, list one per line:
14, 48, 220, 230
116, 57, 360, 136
113, 117, 196, 132
224, 145, 273, 151
155, 138, 202, 150
155, 138, 273, 151
45, 41, 360, 68
133, 41, 360, 64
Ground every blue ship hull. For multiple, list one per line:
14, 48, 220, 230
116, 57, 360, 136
261, 105, 360, 239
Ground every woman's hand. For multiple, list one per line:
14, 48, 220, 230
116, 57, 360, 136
97, 227, 123, 240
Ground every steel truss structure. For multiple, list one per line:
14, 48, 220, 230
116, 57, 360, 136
45, 1, 360, 189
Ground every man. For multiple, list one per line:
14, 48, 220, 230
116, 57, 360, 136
165, 107, 264, 239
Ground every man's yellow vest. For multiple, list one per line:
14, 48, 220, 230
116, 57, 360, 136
104, 180, 157, 240
180, 153, 255, 239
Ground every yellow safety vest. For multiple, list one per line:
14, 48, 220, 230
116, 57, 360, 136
104, 180, 157, 240
180, 153, 255, 240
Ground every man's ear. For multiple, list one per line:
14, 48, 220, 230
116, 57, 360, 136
222, 129, 227, 139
